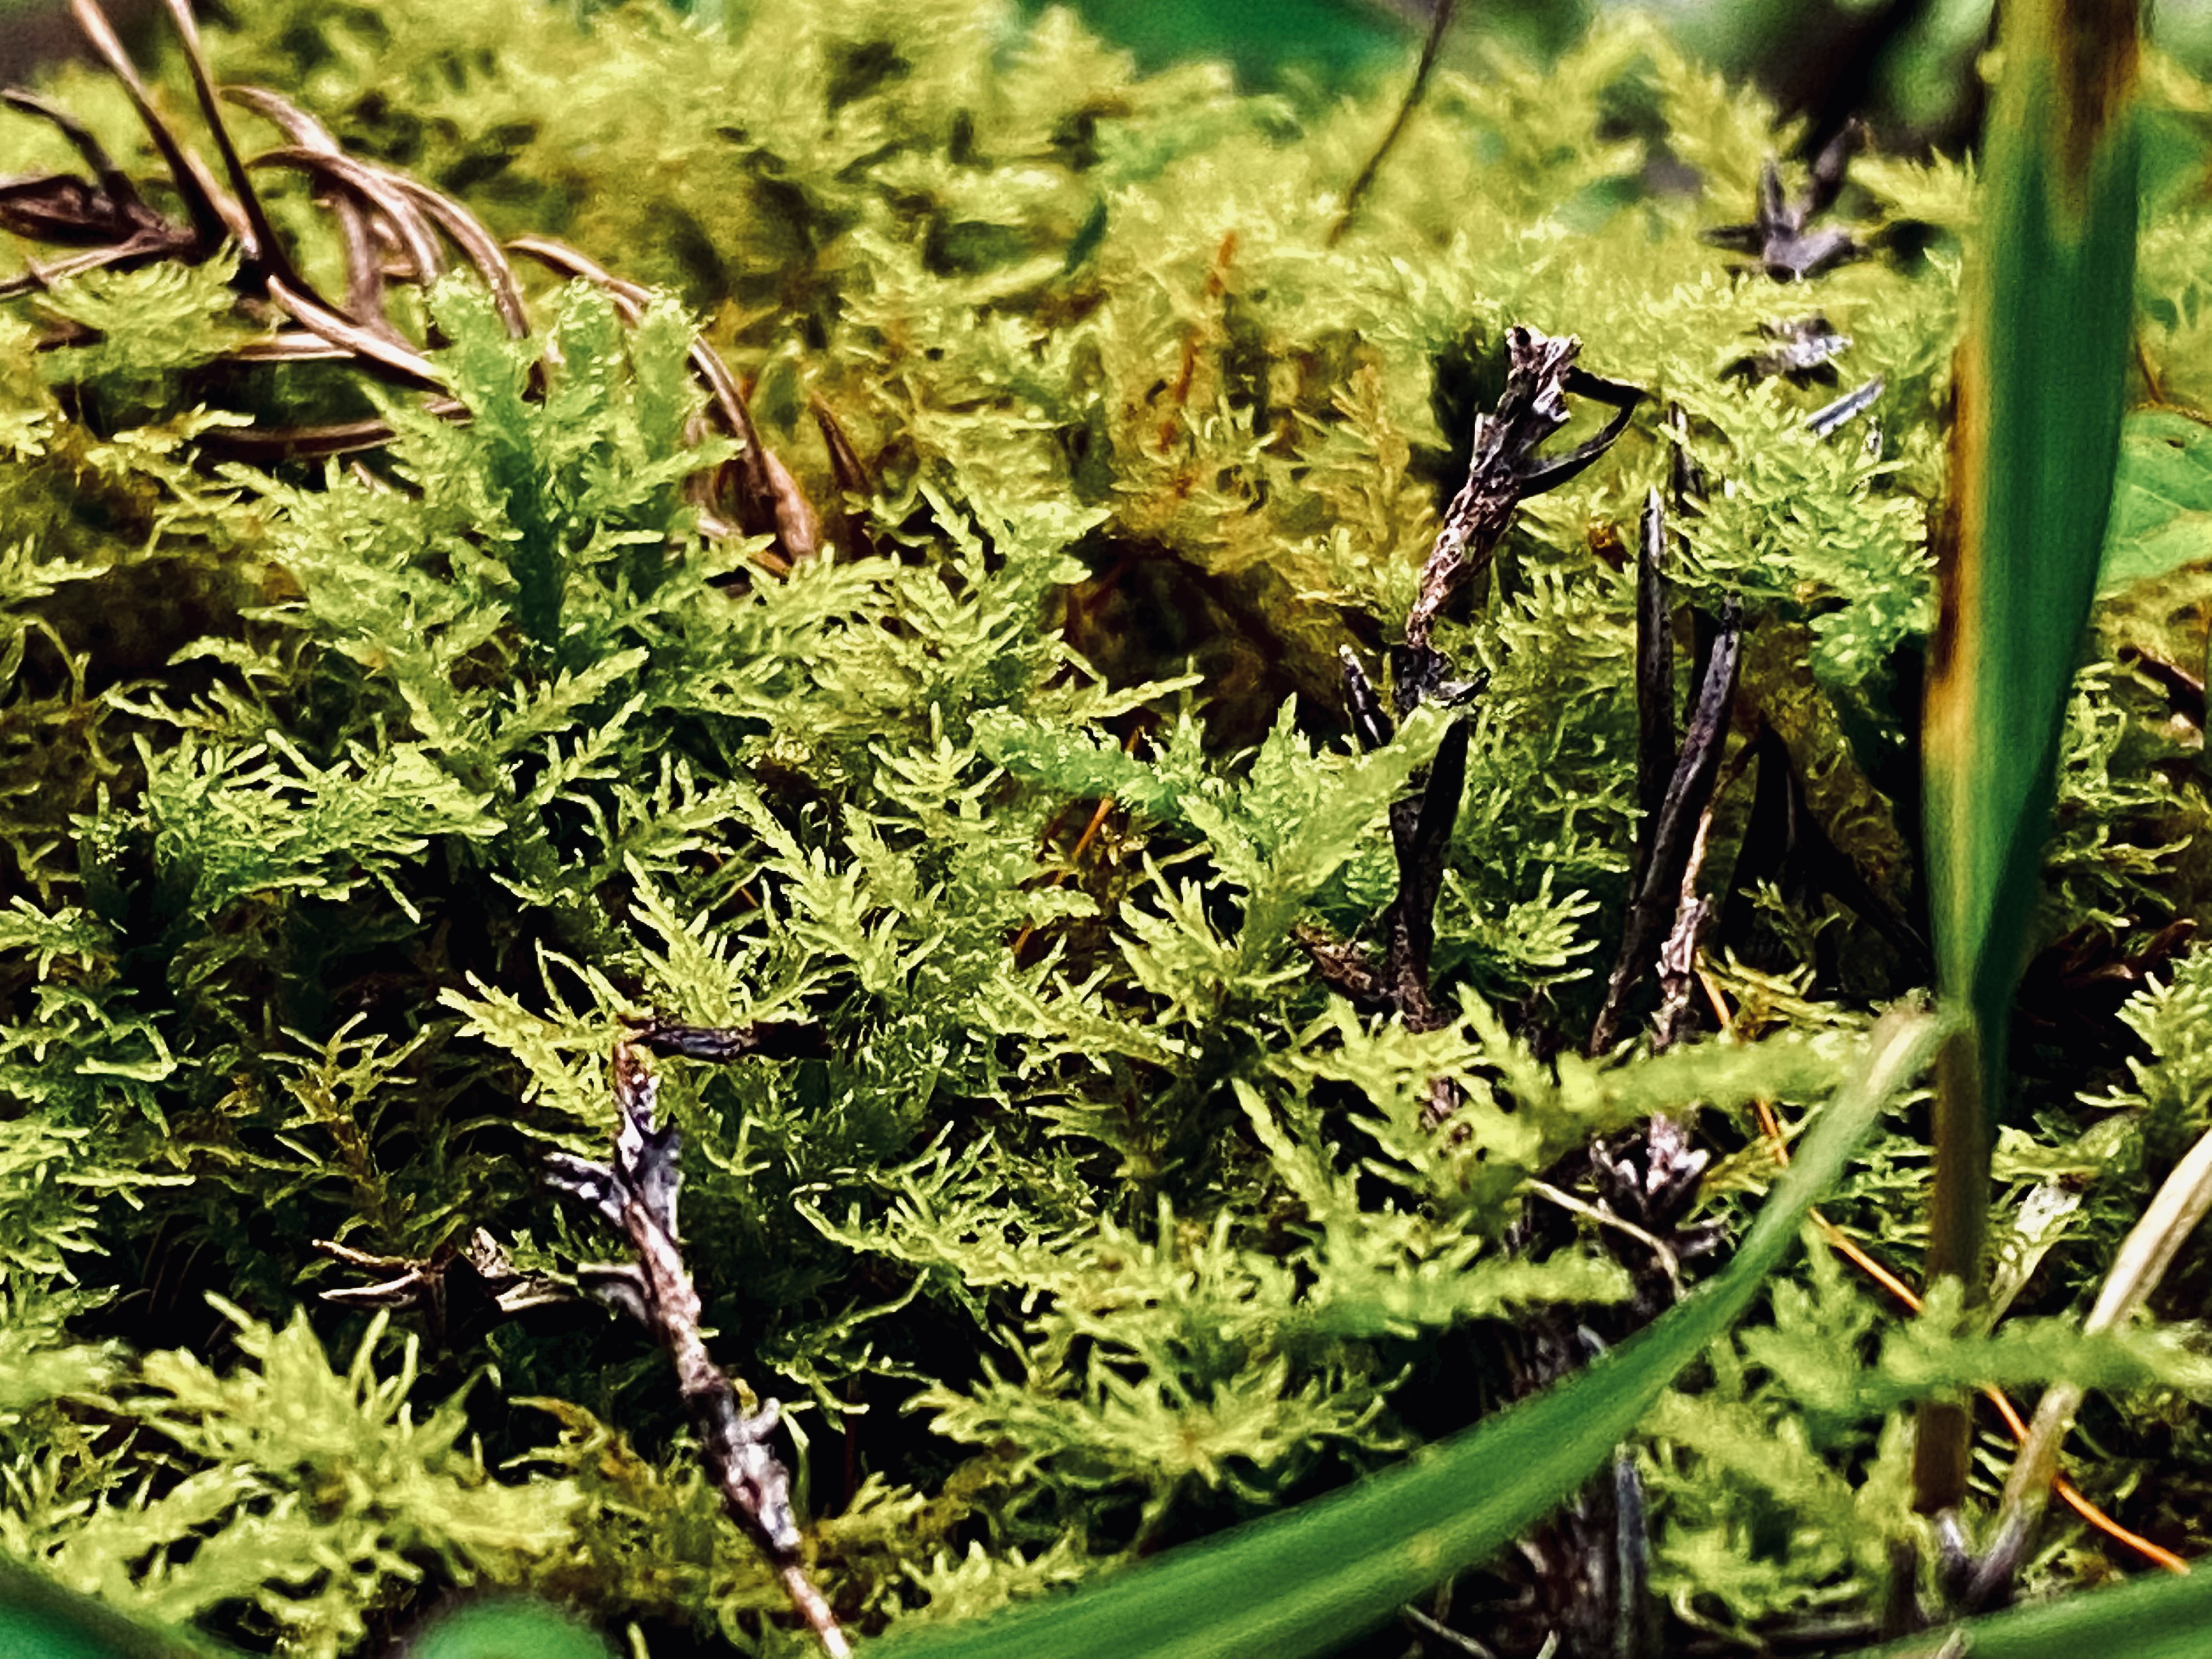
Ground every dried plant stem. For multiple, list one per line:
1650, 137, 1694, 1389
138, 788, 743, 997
1523, 1180, 1682, 1296
1404, 329, 1639, 655
1403, 1603, 1500, 1659
1697, 972, 2188, 1579
781, 1563, 850, 1652
1329, 0, 1459, 246
1632, 489, 1677, 867
1588, 588, 1741, 1056
1974, 1122, 2212, 1592
1647, 793, 1719, 1054
548, 1030, 850, 1657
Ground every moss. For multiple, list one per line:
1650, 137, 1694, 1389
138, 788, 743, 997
3, 2, 2212, 1654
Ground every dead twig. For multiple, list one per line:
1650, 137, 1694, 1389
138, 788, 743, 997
2119, 644, 2207, 729
1808, 375, 1885, 440
1648, 795, 1719, 1055
1404, 326, 1641, 656
810, 393, 880, 561
508, 235, 820, 562
1722, 315, 1852, 387
1309, 326, 1639, 1127
546, 1022, 848, 1657
1632, 488, 1677, 889
1589, 589, 1742, 1056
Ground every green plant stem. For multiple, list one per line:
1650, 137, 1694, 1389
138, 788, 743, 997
1914, 1023, 1992, 1511
1914, 0, 2141, 1515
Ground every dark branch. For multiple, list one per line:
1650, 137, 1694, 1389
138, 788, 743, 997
1406, 327, 1642, 652
1703, 120, 1867, 281
1632, 488, 1677, 885
546, 1031, 849, 1657
1590, 593, 1743, 1055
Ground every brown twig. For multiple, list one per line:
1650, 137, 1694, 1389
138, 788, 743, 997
313, 1228, 572, 1349
65, 0, 230, 251
546, 1024, 849, 1657
155, 0, 306, 293
1648, 794, 1720, 1054
2119, 644, 2208, 729
810, 393, 880, 560
1405, 328, 1641, 656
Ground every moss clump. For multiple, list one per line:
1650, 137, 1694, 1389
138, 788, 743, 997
4, 2, 2212, 1654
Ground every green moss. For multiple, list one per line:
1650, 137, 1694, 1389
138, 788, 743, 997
4, 1, 2212, 1653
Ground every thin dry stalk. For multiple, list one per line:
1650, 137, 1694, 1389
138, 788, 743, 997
1523, 1178, 1683, 1296
1328, 0, 1459, 246
546, 1026, 850, 1658
1973, 1122, 2212, 1594
1589, 587, 1741, 1057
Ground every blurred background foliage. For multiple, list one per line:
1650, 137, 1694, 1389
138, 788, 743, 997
1030, 0, 2212, 156
15, 0, 2212, 154
1014, 0, 2212, 150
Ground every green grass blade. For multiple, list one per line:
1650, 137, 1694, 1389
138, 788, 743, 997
0, 1564, 611, 1659
1846, 1562, 2212, 1659
0, 1560, 234, 1659
876, 1011, 1943, 1659
400, 1599, 613, 1659
2100, 409, 2212, 592
1917, 0, 2141, 1510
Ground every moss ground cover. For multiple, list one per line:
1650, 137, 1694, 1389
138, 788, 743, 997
6, 2, 2212, 1655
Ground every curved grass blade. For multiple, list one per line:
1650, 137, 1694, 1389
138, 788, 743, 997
0, 1559, 234, 1659
875, 1010, 1943, 1659
1916, 0, 2141, 1512
1845, 1560, 2212, 1659
0, 1563, 612, 1659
